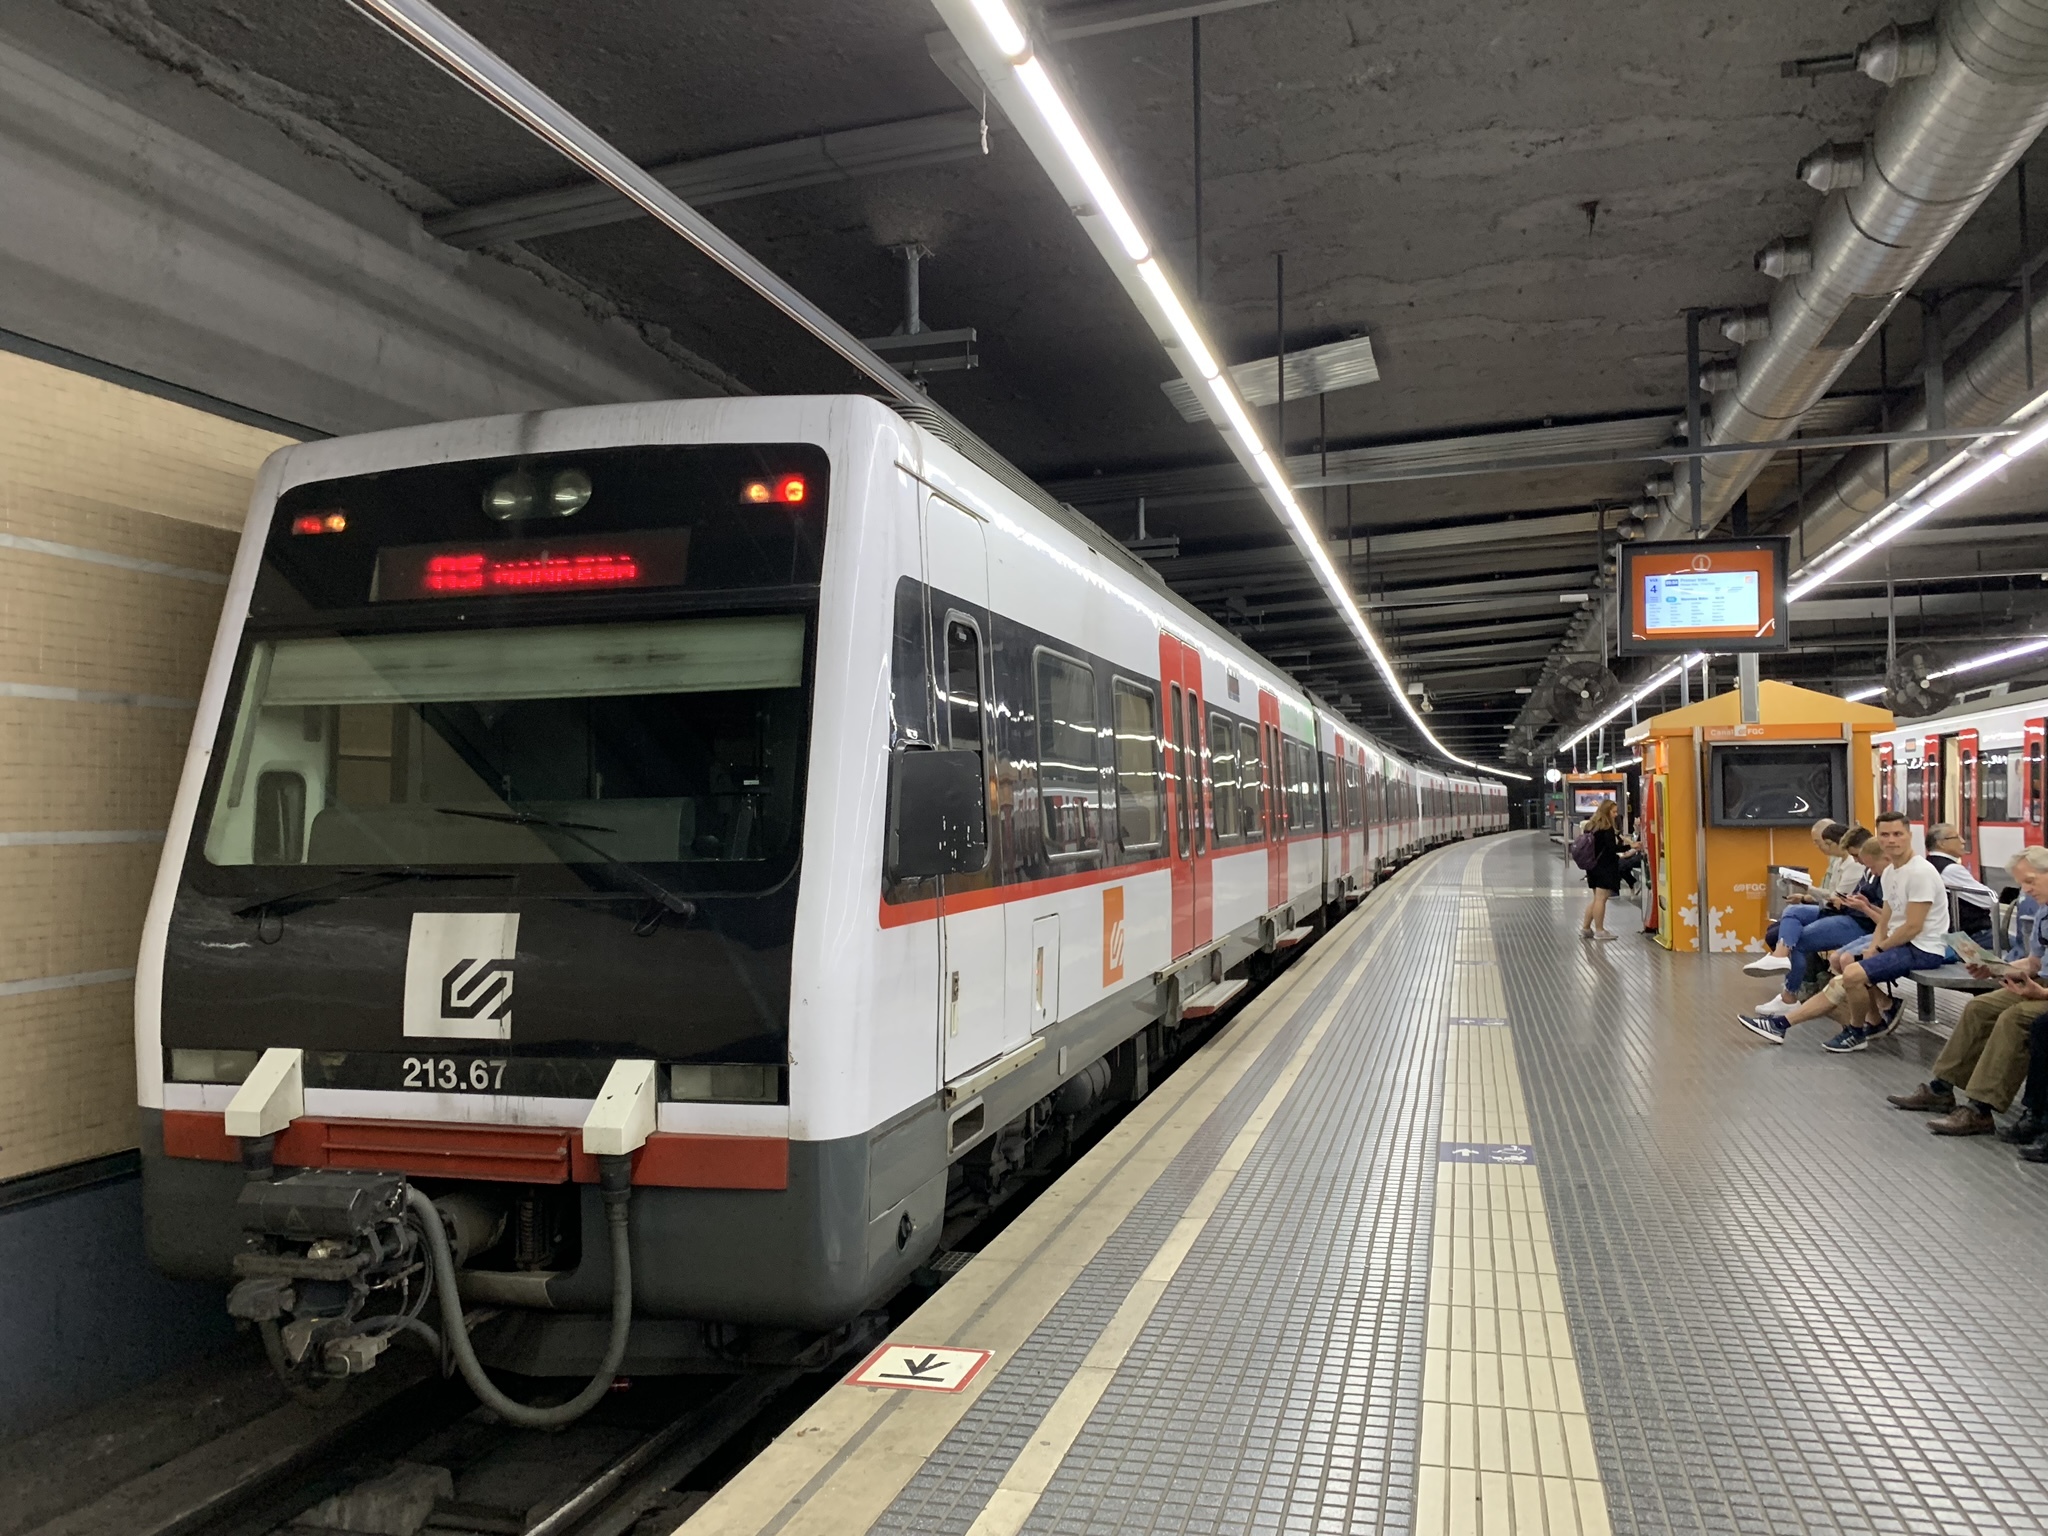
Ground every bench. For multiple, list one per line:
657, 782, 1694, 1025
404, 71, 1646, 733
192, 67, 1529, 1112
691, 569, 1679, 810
1909, 889, 2011, 1025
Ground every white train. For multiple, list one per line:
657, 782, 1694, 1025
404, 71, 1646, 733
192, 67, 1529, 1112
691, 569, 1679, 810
136, 396, 1504, 1405
1873, 683, 2048, 875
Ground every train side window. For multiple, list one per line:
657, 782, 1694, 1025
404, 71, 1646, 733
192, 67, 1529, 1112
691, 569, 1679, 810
1321, 751, 1338, 833
2031, 742, 2045, 825
1034, 647, 1101, 858
1208, 711, 1240, 845
1981, 750, 2011, 824
943, 616, 983, 752
1346, 760, 1363, 828
890, 576, 934, 748
1111, 679, 1162, 853
1170, 685, 1190, 858
1237, 722, 1263, 842
1906, 764, 1924, 819
1186, 691, 1207, 855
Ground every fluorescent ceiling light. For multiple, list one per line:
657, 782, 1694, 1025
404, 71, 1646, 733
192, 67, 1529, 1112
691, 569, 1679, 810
1558, 652, 1704, 753
1844, 683, 1885, 702
967, 0, 1028, 59
943, 0, 1526, 781
1929, 634, 2048, 679
1013, 58, 1149, 261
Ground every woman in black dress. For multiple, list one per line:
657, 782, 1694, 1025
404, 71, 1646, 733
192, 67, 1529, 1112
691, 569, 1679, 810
1579, 799, 1627, 940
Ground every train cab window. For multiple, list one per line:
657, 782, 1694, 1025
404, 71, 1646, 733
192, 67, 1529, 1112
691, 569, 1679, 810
1034, 648, 1101, 859
942, 616, 984, 752
1208, 711, 1240, 844
1111, 679, 1162, 853
203, 616, 808, 880
252, 771, 307, 864
1237, 722, 1263, 842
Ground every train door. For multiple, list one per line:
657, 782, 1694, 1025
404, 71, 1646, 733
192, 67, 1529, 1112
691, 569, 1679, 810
1159, 635, 1213, 957
1958, 728, 1980, 872
927, 495, 1007, 1081
1260, 690, 1285, 910
2028, 720, 2046, 848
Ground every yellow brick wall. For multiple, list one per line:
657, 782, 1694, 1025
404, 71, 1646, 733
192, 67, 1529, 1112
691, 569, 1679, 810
0, 349, 292, 1181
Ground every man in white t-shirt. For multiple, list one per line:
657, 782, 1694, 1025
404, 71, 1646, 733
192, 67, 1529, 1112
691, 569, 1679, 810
1738, 812, 1951, 1051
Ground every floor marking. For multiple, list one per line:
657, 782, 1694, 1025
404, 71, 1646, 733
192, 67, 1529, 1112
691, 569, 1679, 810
1440, 1141, 1536, 1166
683, 849, 1452, 1536
846, 1343, 992, 1393
1417, 862, 1611, 1535
955, 910, 1404, 1536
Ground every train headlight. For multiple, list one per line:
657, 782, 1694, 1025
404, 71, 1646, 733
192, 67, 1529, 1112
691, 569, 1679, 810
484, 471, 537, 520
484, 468, 591, 521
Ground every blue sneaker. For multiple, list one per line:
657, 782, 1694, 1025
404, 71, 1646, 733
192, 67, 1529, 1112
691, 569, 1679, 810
1822, 1027, 1869, 1053
1738, 1014, 1791, 1044
1864, 996, 1904, 1039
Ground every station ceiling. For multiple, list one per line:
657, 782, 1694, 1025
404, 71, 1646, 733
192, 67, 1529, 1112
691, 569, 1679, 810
79, 0, 2048, 765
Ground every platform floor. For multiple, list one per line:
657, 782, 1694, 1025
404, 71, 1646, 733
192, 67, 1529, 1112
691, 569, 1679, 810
688, 833, 2048, 1536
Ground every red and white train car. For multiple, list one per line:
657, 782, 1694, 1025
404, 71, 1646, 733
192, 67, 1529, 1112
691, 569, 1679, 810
1874, 684, 2048, 875
135, 395, 1505, 1403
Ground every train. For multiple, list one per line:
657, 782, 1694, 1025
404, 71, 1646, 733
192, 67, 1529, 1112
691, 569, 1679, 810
1874, 683, 2048, 875
135, 395, 1506, 1410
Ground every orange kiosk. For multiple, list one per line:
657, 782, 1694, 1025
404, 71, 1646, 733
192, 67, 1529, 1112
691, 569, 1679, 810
1626, 682, 1891, 953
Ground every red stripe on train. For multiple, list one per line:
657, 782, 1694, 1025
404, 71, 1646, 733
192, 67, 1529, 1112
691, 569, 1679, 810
160, 1110, 788, 1190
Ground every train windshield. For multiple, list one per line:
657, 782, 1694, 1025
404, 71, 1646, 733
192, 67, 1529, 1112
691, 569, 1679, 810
201, 615, 806, 878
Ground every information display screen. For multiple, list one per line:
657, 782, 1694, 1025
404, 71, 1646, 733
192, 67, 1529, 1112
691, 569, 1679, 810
1619, 538, 1789, 654
373, 529, 692, 601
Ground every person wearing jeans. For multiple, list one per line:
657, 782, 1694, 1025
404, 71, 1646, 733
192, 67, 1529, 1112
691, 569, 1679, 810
1746, 821, 1859, 977
1888, 851, 2048, 1136
1738, 813, 1952, 1051
1744, 834, 1887, 1019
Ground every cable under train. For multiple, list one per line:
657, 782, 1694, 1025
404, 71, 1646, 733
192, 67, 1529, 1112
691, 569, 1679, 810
135, 395, 1506, 1415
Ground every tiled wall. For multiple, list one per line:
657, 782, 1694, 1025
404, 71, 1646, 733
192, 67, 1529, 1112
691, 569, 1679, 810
0, 349, 289, 1181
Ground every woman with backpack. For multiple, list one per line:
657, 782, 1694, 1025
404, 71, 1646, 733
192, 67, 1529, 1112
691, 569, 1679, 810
1577, 799, 1628, 940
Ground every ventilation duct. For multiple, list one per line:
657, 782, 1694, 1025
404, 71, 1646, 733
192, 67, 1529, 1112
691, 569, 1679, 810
1754, 236, 1813, 279
1797, 140, 1870, 192
1524, 0, 2048, 752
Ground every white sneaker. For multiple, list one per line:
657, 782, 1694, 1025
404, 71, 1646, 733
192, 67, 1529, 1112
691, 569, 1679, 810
1743, 954, 1791, 976
1754, 995, 1795, 1017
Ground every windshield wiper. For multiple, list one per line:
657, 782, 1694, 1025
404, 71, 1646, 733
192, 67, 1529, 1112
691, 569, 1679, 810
233, 868, 502, 920
435, 808, 698, 924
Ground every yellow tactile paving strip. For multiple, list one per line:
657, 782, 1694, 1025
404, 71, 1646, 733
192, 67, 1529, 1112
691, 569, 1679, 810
1415, 870, 1611, 1536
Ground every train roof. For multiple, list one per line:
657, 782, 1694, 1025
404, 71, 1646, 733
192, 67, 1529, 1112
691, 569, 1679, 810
1881, 681, 2048, 731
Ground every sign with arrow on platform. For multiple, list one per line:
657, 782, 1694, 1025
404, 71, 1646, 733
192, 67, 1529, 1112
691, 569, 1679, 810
846, 1341, 993, 1393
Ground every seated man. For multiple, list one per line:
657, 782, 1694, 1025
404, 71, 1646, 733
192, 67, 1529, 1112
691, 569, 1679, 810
2017, 1010, 2048, 1162
1924, 822, 1997, 943
1737, 812, 1951, 1051
1888, 847, 2048, 1133
1745, 829, 1884, 1018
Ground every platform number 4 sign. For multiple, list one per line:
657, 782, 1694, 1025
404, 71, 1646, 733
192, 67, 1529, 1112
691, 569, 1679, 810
846, 1342, 993, 1393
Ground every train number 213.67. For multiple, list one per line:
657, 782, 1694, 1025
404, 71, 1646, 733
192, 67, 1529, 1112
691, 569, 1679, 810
401, 1056, 507, 1091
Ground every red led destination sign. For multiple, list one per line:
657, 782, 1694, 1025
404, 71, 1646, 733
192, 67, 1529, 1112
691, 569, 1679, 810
374, 529, 691, 602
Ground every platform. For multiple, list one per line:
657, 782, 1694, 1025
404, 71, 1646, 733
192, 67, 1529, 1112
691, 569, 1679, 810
686, 832, 2048, 1536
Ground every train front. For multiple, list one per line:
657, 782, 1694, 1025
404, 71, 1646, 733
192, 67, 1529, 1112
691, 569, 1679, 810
136, 413, 892, 1409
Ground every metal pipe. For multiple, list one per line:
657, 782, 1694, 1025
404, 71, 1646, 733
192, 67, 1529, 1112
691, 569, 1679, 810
1289, 425, 2015, 490
1667, 0, 2048, 538
343, 0, 924, 408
